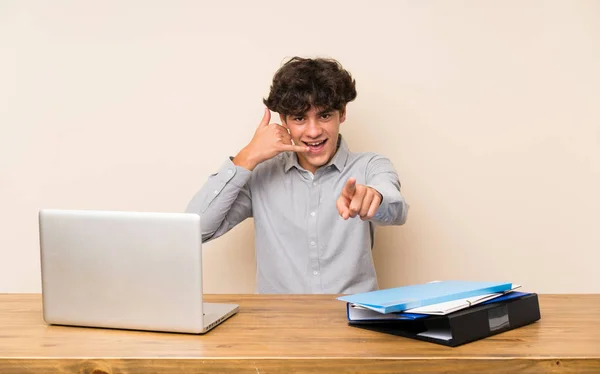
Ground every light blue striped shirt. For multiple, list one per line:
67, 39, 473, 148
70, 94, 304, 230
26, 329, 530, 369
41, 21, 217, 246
185, 136, 408, 294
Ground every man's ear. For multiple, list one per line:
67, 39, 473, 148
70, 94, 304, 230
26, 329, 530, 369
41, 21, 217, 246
339, 107, 347, 123
279, 113, 289, 128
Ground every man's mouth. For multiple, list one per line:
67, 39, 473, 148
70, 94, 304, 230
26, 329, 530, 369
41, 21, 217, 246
304, 139, 327, 153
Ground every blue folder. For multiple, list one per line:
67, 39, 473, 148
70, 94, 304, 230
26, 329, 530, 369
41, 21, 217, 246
346, 292, 532, 322
337, 280, 513, 314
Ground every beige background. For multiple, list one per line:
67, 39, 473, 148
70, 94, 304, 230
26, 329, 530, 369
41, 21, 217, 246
2, 1, 599, 294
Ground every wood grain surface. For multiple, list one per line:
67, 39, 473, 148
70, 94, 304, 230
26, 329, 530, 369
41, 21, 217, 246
0, 294, 598, 373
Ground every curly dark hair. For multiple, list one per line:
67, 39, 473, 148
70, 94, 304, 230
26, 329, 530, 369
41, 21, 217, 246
263, 57, 357, 117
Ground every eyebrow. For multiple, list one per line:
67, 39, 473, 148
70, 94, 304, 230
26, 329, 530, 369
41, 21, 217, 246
289, 109, 332, 118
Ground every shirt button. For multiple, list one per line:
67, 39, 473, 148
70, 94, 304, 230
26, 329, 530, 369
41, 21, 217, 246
227, 169, 233, 174
310, 241, 316, 246
213, 190, 219, 194
313, 271, 319, 276
310, 212, 316, 217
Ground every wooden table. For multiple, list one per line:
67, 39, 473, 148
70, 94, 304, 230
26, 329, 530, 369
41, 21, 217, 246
0, 294, 599, 373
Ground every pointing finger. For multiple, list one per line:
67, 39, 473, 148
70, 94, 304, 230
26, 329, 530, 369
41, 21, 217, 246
342, 178, 356, 199
348, 187, 366, 218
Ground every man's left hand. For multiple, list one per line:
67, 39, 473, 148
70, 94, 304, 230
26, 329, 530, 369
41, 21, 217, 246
336, 177, 382, 220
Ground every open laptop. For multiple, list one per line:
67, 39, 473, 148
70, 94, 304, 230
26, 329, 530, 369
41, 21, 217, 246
38, 209, 238, 334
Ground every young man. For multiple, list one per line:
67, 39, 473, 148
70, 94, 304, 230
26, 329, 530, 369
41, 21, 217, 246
186, 57, 408, 294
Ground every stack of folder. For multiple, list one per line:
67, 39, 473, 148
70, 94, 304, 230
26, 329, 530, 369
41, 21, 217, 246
337, 280, 541, 347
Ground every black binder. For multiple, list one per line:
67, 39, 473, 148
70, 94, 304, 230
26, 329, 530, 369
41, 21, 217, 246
349, 293, 541, 347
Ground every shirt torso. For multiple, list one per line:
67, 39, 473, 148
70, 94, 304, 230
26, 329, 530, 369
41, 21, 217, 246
249, 140, 379, 294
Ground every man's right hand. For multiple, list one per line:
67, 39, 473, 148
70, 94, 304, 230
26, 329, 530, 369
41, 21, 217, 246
233, 108, 309, 170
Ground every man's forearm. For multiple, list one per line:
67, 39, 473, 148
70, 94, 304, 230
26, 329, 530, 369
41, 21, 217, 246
185, 158, 252, 241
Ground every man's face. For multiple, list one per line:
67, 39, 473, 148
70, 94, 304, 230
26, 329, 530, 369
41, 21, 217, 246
282, 106, 346, 174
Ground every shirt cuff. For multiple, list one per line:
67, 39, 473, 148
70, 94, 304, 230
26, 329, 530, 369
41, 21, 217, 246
218, 157, 251, 188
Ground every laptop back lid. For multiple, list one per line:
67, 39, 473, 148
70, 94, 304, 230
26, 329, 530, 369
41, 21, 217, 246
39, 209, 204, 333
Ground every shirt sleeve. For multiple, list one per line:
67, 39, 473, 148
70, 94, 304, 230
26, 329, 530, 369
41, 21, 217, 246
185, 158, 253, 242
365, 155, 409, 226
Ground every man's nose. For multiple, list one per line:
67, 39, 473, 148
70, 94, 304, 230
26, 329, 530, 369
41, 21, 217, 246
306, 119, 323, 137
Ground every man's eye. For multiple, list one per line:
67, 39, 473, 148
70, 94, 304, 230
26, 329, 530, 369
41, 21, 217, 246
294, 117, 304, 121
321, 113, 331, 119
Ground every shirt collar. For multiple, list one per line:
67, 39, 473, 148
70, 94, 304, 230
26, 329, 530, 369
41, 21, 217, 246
284, 134, 349, 173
